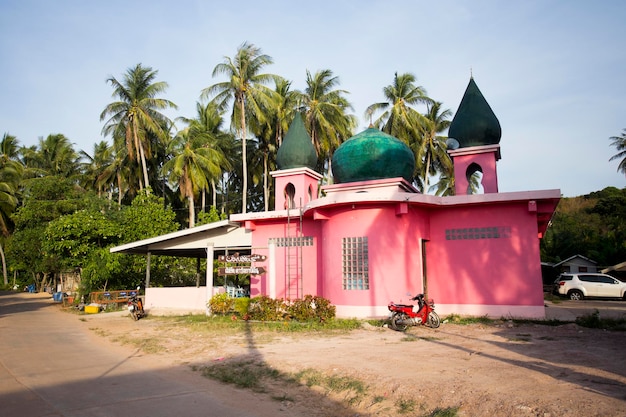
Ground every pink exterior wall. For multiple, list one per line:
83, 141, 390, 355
426, 202, 544, 315
246, 219, 322, 300
273, 168, 321, 210
319, 204, 427, 309
453, 150, 499, 194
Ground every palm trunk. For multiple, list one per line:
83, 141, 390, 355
138, 141, 150, 195
264, 151, 269, 211
201, 188, 206, 213
211, 179, 217, 208
188, 195, 195, 228
240, 99, 247, 214
0, 243, 7, 286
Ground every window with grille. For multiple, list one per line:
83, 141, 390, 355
342, 237, 369, 290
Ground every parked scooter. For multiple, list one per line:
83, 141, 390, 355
127, 287, 145, 321
388, 293, 440, 331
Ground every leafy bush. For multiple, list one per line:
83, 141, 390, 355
208, 293, 235, 315
248, 295, 285, 321
233, 297, 251, 317
287, 295, 336, 322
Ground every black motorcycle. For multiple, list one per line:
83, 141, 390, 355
127, 287, 145, 320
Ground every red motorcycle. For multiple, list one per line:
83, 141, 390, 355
388, 293, 440, 331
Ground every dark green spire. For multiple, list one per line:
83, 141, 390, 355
448, 77, 501, 148
276, 113, 318, 170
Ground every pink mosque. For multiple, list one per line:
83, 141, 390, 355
229, 77, 561, 318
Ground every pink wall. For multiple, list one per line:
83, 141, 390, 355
319, 204, 428, 307
453, 151, 499, 194
247, 219, 322, 300
426, 202, 543, 307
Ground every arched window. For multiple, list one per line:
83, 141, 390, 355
466, 163, 485, 195
284, 183, 296, 209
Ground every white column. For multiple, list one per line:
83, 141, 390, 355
205, 243, 215, 315
269, 241, 276, 299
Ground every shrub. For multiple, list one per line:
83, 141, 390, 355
208, 292, 234, 315
233, 297, 251, 317
248, 295, 285, 321
287, 295, 336, 322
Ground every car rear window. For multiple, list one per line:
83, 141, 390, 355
559, 276, 573, 281
579, 275, 600, 282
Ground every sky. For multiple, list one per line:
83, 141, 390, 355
0, 0, 624, 197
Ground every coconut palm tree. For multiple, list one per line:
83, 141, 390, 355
165, 102, 232, 227
415, 101, 453, 192
365, 72, 432, 142
20, 134, 80, 180
80, 141, 114, 197
0, 133, 23, 285
609, 128, 626, 175
177, 101, 234, 211
255, 78, 299, 210
202, 42, 277, 213
297, 69, 356, 174
100, 64, 177, 194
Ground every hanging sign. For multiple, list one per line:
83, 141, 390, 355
218, 253, 267, 263
218, 266, 266, 276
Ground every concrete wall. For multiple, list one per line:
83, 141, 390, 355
145, 287, 214, 314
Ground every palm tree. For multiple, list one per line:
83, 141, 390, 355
163, 126, 229, 228
100, 64, 177, 194
256, 78, 298, 210
609, 128, 626, 175
415, 101, 452, 192
80, 141, 114, 197
0, 133, 23, 285
297, 69, 356, 175
177, 101, 234, 211
202, 42, 277, 213
20, 134, 80, 180
365, 72, 432, 141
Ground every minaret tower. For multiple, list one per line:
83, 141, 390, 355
273, 113, 321, 209
447, 77, 502, 194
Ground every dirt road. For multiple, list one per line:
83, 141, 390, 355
3, 292, 626, 416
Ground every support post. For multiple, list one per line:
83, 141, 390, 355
145, 252, 151, 289
205, 243, 215, 315
269, 241, 276, 299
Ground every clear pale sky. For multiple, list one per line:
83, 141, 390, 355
1, 0, 624, 197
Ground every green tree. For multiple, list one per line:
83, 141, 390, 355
177, 101, 234, 211
609, 128, 626, 175
100, 64, 177, 194
7, 176, 88, 290
202, 42, 277, 213
20, 134, 80, 180
297, 69, 356, 176
415, 101, 452, 193
164, 124, 230, 228
0, 133, 23, 285
365, 72, 432, 142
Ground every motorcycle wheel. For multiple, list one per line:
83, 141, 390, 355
130, 310, 138, 321
427, 311, 441, 328
390, 312, 409, 332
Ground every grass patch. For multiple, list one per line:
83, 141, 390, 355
395, 397, 417, 414
443, 313, 493, 325
161, 314, 363, 333
424, 406, 460, 417
113, 335, 166, 354
575, 309, 626, 330
198, 359, 285, 392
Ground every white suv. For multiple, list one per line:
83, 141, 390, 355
555, 273, 626, 300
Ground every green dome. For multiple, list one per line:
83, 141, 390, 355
448, 77, 501, 148
276, 113, 318, 170
332, 128, 415, 184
